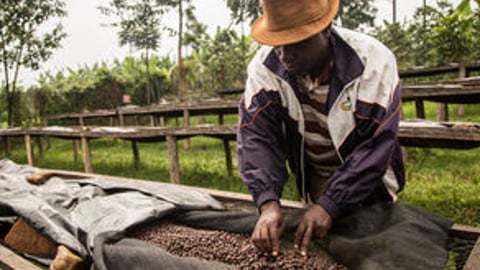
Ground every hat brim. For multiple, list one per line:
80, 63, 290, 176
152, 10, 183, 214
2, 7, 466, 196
251, 0, 339, 46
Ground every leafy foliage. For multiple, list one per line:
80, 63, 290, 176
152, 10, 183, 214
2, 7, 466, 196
35, 55, 174, 117
373, 0, 480, 69
184, 28, 257, 97
0, 0, 66, 126
99, 0, 171, 104
337, 0, 377, 30
224, 0, 378, 31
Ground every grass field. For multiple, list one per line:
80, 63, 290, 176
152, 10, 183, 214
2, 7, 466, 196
2, 102, 480, 227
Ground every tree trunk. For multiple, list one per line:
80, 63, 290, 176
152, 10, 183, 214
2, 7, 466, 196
178, 0, 186, 101
146, 48, 151, 105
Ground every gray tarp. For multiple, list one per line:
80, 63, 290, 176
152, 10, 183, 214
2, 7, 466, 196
0, 159, 453, 270
0, 159, 223, 259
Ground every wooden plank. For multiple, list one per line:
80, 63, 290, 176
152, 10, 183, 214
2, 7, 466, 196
166, 135, 180, 184
398, 121, 480, 149
0, 244, 42, 270
24, 134, 33, 166
81, 136, 93, 173
401, 84, 480, 103
464, 237, 480, 270
399, 63, 463, 78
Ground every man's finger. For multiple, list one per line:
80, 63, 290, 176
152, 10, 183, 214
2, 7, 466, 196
294, 222, 306, 249
257, 227, 268, 252
269, 226, 280, 256
300, 225, 313, 257
262, 227, 272, 252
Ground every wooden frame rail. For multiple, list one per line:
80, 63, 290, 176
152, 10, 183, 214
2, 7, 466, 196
1, 121, 480, 183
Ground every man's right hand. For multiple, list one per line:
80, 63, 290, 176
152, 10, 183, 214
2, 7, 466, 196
251, 200, 284, 256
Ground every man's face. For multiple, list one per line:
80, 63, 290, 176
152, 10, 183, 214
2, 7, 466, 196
274, 30, 331, 77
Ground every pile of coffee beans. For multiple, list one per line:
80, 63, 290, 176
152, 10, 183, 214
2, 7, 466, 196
128, 221, 346, 269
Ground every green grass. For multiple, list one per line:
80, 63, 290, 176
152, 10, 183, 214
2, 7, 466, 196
2, 104, 480, 227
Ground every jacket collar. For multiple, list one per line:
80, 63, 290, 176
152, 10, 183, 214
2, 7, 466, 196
262, 26, 365, 109
330, 27, 364, 89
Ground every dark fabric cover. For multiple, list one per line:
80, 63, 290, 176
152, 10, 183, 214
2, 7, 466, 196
0, 159, 452, 270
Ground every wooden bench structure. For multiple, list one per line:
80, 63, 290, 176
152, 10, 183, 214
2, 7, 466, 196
43, 76, 480, 128
45, 99, 239, 127
1, 120, 480, 184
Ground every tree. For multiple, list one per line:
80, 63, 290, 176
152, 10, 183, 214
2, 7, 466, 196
225, 0, 261, 33
155, 0, 195, 101
432, 1, 476, 64
185, 28, 257, 97
99, 0, 167, 105
224, 0, 377, 32
337, 0, 377, 31
0, 0, 66, 127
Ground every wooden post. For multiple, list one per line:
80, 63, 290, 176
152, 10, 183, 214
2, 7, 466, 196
73, 140, 79, 163
150, 115, 155, 127
219, 114, 224, 125
3, 136, 9, 156
79, 117, 84, 127
464, 237, 480, 270
166, 135, 180, 184
457, 64, 467, 116
183, 109, 190, 150
131, 140, 140, 170
24, 134, 34, 166
223, 139, 233, 176
437, 103, 449, 122
36, 137, 44, 158
81, 136, 93, 173
0, 244, 43, 270
415, 100, 425, 119
109, 117, 114, 126
118, 113, 125, 127
159, 116, 165, 127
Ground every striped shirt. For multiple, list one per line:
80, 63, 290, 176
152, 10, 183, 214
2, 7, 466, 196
297, 75, 342, 200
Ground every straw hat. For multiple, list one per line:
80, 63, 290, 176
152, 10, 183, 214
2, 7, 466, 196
251, 0, 339, 46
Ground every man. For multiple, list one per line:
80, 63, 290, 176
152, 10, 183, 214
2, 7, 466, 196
237, 0, 405, 257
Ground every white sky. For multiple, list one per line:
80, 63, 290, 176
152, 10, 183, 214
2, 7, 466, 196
16, 0, 464, 87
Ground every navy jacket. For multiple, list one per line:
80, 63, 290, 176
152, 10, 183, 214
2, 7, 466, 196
237, 27, 405, 219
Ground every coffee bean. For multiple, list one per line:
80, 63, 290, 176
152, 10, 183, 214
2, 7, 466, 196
128, 221, 346, 269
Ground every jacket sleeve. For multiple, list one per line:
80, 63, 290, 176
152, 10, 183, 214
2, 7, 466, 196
317, 66, 405, 219
237, 80, 289, 209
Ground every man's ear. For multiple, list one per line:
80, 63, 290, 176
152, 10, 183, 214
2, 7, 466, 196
323, 24, 332, 37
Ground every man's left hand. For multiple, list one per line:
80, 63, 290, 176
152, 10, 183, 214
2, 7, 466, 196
294, 204, 332, 257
